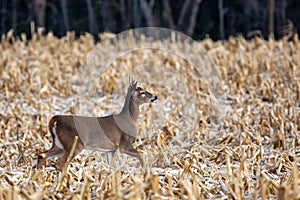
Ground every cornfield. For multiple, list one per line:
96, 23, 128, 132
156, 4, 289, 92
0, 28, 299, 199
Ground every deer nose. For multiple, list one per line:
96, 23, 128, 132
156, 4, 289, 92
151, 95, 158, 102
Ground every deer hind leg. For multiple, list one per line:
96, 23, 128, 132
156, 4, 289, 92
37, 145, 63, 169
56, 140, 85, 171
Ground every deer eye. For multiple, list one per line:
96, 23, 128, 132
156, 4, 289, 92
140, 92, 146, 97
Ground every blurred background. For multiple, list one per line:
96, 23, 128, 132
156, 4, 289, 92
0, 0, 299, 40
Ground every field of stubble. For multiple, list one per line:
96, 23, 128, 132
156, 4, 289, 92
0, 30, 299, 199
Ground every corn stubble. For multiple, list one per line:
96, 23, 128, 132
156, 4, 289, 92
0, 30, 299, 199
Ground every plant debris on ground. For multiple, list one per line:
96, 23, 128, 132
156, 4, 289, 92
0, 30, 299, 199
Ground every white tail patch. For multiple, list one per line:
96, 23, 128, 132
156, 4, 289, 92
52, 121, 63, 149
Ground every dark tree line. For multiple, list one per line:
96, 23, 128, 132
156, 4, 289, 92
0, 0, 299, 40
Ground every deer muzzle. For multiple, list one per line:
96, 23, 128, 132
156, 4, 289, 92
151, 95, 158, 102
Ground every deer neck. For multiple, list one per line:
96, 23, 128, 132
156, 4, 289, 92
120, 97, 139, 123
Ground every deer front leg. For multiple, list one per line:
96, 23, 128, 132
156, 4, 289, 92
120, 144, 144, 167
106, 151, 116, 166
119, 134, 144, 167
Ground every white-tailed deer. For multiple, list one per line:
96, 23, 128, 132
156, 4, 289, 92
37, 78, 157, 170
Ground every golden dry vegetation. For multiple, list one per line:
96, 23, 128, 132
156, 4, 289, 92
0, 29, 299, 199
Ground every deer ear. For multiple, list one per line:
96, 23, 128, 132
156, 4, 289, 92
131, 80, 138, 92
129, 76, 133, 86
127, 79, 137, 94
